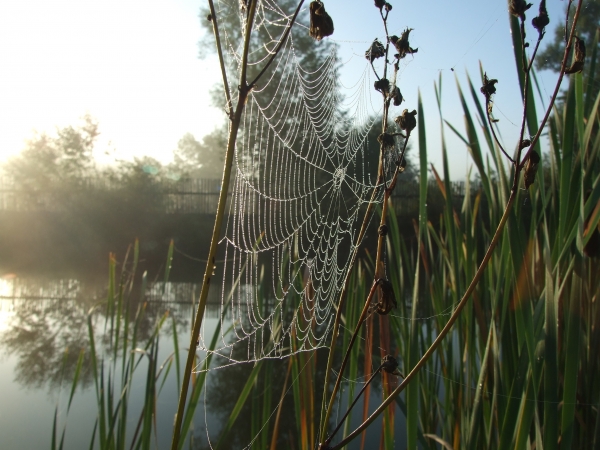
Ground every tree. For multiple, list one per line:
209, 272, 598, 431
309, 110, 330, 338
536, 0, 599, 73
169, 128, 227, 179
186, 0, 340, 184
4, 114, 98, 185
2, 114, 99, 208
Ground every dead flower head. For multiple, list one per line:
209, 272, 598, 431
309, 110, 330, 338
509, 0, 532, 20
523, 150, 540, 189
374, 78, 390, 95
365, 39, 386, 63
377, 132, 395, 151
309, 1, 334, 41
381, 355, 401, 375
389, 28, 418, 60
565, 36, 586, 74
390, 86, 403, 106
519, 139, 531, 150
531, 0, 549, 33
394, 109, 417, 134
375, 278, 397, 315
480, 73, 498, 101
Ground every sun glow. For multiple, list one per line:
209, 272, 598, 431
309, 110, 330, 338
0, 0, 223, 165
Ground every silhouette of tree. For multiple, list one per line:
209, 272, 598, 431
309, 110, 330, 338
3, 114, 99, 208
536, 0, 599, 73
169, 128, 227, 179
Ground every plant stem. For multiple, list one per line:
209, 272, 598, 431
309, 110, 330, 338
330, 187, 517, 450
328, 2, 585, 447
170, 1, 308, 448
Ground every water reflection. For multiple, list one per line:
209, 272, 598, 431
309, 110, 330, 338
0, 275, 407, 449
0, 276, 215, 391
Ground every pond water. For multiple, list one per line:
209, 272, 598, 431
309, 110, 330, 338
0, 275, 408, 449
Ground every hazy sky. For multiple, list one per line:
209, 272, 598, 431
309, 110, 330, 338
1, 0, 569, 179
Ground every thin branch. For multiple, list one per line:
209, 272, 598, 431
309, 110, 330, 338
320, 281, 378, 437
329, 188, 517, 450
324, 364, 384, 447
239, 0, 259, 89
170, 1, 307, 448
248, 0, 305, 89
328, 2, 585, 448
208, 0, 233, 119
520, 0, 583, 168
486, 106, 514, 163
318, 166, 382, 442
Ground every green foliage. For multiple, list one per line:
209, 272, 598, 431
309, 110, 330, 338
401, 68, 600, 448
169, 128, 227, 179
3, 114, 98, 195
536, 0, 600, 73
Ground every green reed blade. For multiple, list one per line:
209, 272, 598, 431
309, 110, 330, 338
584, 29, 599, 117
497, 341, 530, 449
514, 370, 536, 450
178, 315, 234, 450
466, 323, 493, 450
453, 77, 489, 194
67, 349, 85, 413
141, 342, 158, 450
172, 315, 181, 393
52, 407, 58, 450
405, 90, 428, 450
560, 261, 582, 448
87, 420, 97, 450
164, 239, 174, 288
214, 361, 263, 450
507, 13, 539, 141
543, 232, 558, 450
594, 389, 600, 449
558, 82, 577, 248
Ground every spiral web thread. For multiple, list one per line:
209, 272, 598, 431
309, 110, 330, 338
194, 0, 389, 372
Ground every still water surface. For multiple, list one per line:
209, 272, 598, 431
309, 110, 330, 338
0, 275, 406, 449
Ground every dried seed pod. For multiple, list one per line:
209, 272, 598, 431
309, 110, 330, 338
374, 0, 386, 9
381, 355, 400, 374
565, 36, 586, 74
378, 224, 388, 236
365, 39, 385, 63
389, 28, 418, 60
390, 86, 403, 106
480, 73, 498, 101
394, 109, 417, 133
523, 150, 540, 189
519, 139, 531, 150
207, 13, 212, 21
377, 132, 395, 150
309, 1, 334, 41
374, 78, 390, 94
509, 0, 532, 20
384, 2, 392, 12
375, 278, 397, 315
531, 0, 549, 33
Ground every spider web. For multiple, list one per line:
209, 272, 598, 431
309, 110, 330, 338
195, 0, 391, 372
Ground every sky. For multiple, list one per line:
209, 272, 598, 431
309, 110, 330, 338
0, 0, 570, 179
